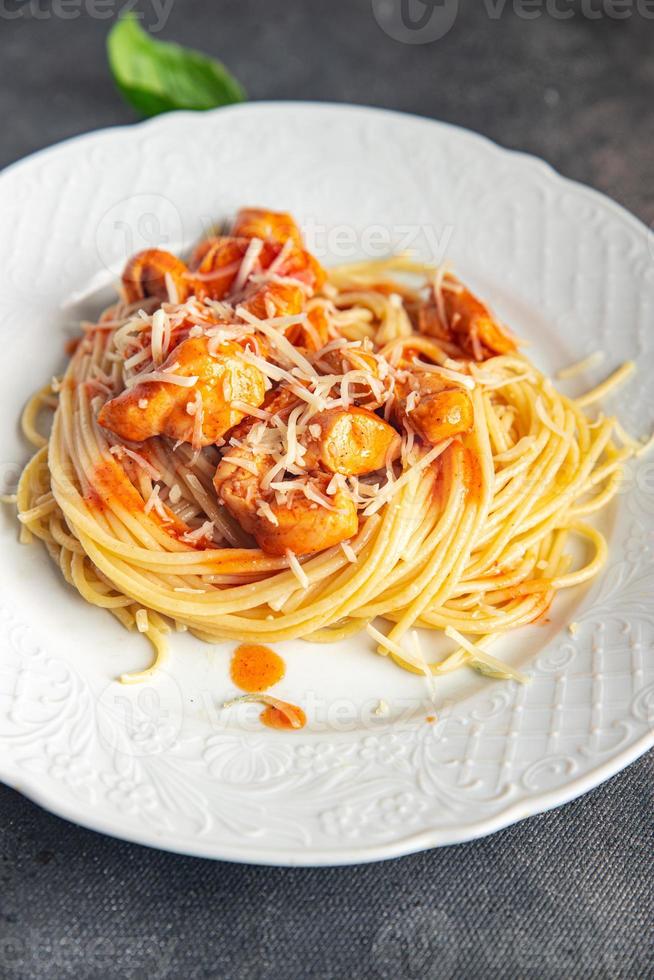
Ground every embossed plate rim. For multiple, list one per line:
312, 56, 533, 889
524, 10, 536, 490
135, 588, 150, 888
1, 102, 652, 865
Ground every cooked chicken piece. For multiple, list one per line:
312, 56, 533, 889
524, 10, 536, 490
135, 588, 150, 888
122, 249, 192, 305
418, 281, 516, 360
302, 407, 400, 476
98, 337, 266, 446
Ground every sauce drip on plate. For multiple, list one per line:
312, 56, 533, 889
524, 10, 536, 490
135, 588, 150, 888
228, 643, 305, 730
260, 703, 307, 731
230, 643, 286, 692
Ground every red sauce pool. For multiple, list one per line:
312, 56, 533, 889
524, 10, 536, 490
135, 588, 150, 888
230, 644, 286, 693
229, 644, 305, 730
260, 704, 307, 731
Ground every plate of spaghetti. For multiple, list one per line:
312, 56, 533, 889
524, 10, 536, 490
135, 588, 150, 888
1, 103, 653, 864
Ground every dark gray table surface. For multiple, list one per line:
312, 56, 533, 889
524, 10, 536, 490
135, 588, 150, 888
1, 2, 652, 977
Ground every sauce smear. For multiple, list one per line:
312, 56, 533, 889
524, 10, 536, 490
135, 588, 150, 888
260, 703, 307, 731
230, 644, 286, 693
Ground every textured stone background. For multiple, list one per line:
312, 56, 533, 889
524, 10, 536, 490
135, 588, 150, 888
1, 1, 653, 977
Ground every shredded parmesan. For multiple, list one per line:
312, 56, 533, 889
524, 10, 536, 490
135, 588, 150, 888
413, 359, 476, 390
340, 540, 358, 563
444, 626, 529, 683
372, 699, 389, 718
362, 439, 452, 516
150, 308, 170, 365
286, 549, 309, 589
267, 238, 295, 274
220, 455, 261, 476
181, 521, 214, 544
405, 390, 419, 413
143, 484, 160, 514
143, 484, 170, 521
231, 401, 271, 421
123, 347, 152, 372
126, 367, 199, 389
256, 499, 279, 526
164, 272, 179, 305
240, 350, 297, 385
410, 631, 439, 702
109, 445, 161, 481
234, 237, 264, 293
365, 623, 406, 659
236, 307, 317, 377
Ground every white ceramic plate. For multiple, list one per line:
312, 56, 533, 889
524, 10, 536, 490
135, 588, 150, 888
1, 103, 653, 866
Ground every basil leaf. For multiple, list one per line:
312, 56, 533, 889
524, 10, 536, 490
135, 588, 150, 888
107, 14, 246, 117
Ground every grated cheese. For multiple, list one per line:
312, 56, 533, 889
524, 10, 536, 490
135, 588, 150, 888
150, 308, 170, 365
362, 439, 452, 516
405, 390, 419, 413
231, 401, 272, 422
233, 237, 264, 293
444, 626, 529, 683
413, 358, 476, 390
302, 482, 337, 510
124, 347, 151, 372
286, 549, 309, 589
410, 631, 439, 703
181, 521, 215, 544
109, 444, 161, 481
256, 499, 279, 526
266, 238, 295, 275
340, 540, 358, 563
365, 623, 407, 659
143, 484, 170, 521
236, 307, 317, 377
221, 455, 261, 477
164, 272, 179, 305
126, 366, 199, 389
372, 699, 389, 717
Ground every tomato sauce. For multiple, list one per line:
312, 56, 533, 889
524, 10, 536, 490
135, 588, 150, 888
64, 337, 81, 357
230, 644, 286, 693
86, 459, 144, 514
260, 703, 307, 731
462, 446, 483, 505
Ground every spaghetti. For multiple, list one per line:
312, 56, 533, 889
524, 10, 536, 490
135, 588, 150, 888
13, 208, 648, 685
